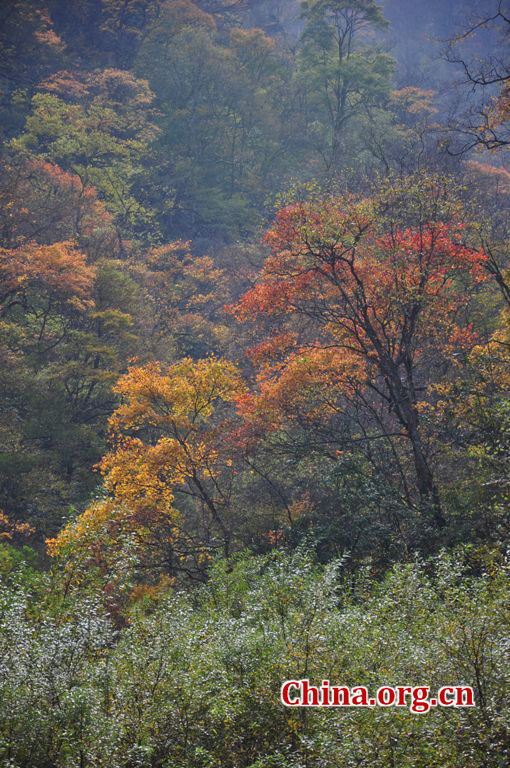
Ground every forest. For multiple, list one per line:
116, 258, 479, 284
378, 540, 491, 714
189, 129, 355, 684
0, 0, 509, 766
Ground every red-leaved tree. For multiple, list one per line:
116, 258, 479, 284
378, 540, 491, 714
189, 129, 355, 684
230, 176, 487, 527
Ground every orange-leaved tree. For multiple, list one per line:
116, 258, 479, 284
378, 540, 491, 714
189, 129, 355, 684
0, 240, 95, 327
229, 174, 487, 527
48, 357, 245, 584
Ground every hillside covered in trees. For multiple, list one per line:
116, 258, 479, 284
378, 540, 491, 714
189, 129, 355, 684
0, 1, 509, 766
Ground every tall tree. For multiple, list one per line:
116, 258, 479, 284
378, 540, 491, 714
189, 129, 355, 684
230, 174, 487, 527
296, 0, 393, 172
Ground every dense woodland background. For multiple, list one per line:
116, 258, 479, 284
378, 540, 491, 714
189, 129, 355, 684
0, 1, 509, 766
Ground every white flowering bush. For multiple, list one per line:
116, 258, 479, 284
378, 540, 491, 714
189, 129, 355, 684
0, 549, 508, 767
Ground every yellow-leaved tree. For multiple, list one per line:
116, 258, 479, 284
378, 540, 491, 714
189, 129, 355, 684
48, 357, 245, 589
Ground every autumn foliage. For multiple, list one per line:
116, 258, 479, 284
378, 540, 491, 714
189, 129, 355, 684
0, 241, 95, 316
2, 5, 510, 765
230, 179, 487, 524
48, 357, 245, 580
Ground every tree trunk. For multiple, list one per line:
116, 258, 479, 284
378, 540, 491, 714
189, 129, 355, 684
386, 367, 446, 528
407, 421, 445, 528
